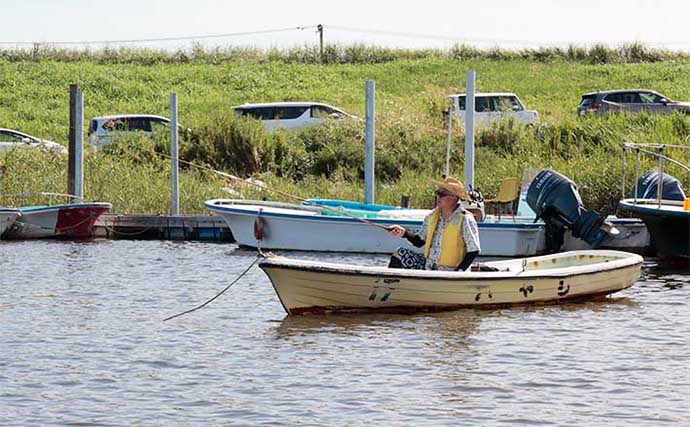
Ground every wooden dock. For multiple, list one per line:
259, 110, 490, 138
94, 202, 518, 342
94, 214, 234, 242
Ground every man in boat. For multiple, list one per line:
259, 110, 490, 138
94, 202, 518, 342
387, 177, 481, 271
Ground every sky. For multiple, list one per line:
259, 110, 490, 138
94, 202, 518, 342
2, 0, 690, 51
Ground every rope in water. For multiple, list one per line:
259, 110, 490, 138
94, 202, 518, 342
163, 254, 262, 322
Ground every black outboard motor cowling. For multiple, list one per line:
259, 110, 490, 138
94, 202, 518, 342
527, 169, 616, 252
633, 170, 686, 201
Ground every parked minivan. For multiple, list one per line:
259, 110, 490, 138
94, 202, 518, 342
88, 114, 172, 148
233, 102, 357, 132
449, 92, 538, 125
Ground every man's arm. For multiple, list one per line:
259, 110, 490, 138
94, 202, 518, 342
403, 229, 425, 248
456, 251, 478, 271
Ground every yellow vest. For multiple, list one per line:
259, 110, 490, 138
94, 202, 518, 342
424, 208, 466, 268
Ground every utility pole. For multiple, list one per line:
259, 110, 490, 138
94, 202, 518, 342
317, 24, 323, 61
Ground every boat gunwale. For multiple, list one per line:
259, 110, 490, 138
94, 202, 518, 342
259, 250, 643, 282
18, 202, 113, 213
619, 198, 690, 218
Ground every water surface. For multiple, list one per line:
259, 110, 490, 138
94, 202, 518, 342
1, 240, 688, 426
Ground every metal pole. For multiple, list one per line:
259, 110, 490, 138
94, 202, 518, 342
633, 149, 640, 205
74, 91, 84, 203
464, 70, 475, 188
657, 150, 664, 208
170, 93, 180, 215
445, 102, 453, 178
68, 84, 78, 197
364, 80, 375, 205
621, 148, 626, 198
317, 24, 323, 61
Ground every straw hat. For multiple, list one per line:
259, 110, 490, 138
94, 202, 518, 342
430, 177, 469, 200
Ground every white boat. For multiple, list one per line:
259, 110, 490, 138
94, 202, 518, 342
3, 202, 112, 239
205, 196, 647, 257
205, 199, 544, 257
0, 208, 21, 237
259, 250, 643, 315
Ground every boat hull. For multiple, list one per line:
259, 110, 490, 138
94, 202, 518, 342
206, 199, 543, 256
619, 198, 689, 260
4, 203, 112, 239
260, 250, 643, 315
0, 209, 21, 237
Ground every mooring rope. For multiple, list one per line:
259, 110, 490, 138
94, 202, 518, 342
163, 254, 262, 322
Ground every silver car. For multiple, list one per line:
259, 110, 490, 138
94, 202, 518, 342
0, 128, 66, 154
578, 89, 690, 115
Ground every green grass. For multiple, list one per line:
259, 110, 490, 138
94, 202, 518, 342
1, 46, 689, 213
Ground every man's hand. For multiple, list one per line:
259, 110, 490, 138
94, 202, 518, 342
387, 225, 406, 237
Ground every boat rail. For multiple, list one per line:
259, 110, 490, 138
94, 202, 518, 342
621, 142, 690, 208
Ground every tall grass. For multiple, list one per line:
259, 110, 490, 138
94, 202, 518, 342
1, 51, 690, 213
1, 42, 685, 65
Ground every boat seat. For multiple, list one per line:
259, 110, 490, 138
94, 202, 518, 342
485, 177, 520, 218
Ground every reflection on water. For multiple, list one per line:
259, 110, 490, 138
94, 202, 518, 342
1, 240, 689, 426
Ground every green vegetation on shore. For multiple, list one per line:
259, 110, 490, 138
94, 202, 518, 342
1, 44, 689, 213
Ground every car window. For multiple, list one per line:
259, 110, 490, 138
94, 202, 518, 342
475, 97, 491, 112
604, 93, 642, 103
579, 95, 597, 108
128, 118, 153, 132
603, 93, 622, 103
494, 96, 522, 111
639, 92, 663, 104
237, 107, 275, 120
311, 105, 343, 119
455, 96, 504, 112
274, 107, 308, 120
0, 130, 25, 142
103, 118, 127, 131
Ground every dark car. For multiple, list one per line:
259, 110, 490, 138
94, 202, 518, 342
578, 89, 690, 115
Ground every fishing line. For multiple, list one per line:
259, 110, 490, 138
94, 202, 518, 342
163, 254, 262, 322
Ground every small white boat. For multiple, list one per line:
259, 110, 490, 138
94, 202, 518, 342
205, 199, 544, 257
3, 202, 112, 239
0, 208, 21, 237
260, 250, 643, 315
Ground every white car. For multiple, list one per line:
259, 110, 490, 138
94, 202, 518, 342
449, 92, 538, 125
0, 128, 66, 154
233, 102, 357, 132
88, 114, 173, 148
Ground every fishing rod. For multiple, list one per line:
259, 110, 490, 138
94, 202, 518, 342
144, 147, 392, 231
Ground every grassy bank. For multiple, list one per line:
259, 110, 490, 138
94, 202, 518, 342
1, 48, 689, 213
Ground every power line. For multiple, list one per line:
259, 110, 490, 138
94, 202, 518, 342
0, 26, 318, 46
327, 25, 690, 48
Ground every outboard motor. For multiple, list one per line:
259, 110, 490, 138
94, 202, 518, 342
633, 170, 686, 201
527, 169, 618, 253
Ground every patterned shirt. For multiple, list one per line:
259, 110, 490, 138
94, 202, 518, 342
421, 208, 481, 271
